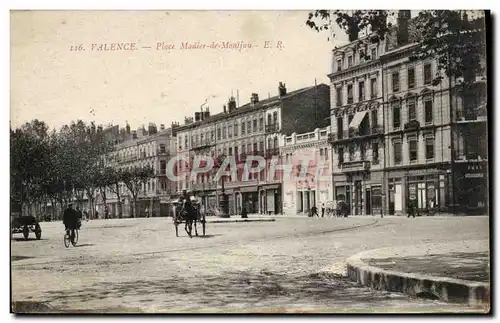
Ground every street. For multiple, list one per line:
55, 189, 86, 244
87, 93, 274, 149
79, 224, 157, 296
11, 216, 489, 313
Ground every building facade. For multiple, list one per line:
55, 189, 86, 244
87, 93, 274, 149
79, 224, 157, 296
173, 82, 331, 215
97, 123, 177, 218
281, 126, 333, 215
328, 10, 488, 216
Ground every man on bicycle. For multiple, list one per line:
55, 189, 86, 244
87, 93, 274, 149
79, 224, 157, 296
63, 204, 79, 241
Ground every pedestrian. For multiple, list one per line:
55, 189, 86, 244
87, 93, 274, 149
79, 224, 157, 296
321, 203, 325, 218
241, 206, 248, 218
311, 205, 319, 217
407, 200, 416, 218
104, 206, 109, 219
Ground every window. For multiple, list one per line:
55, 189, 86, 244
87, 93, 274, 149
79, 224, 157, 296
234, 146, 239, 157
392, 72, 400, 92
371, 109, 378, 128
253, 143, 258, 154
159, 144, 166, 153
241, 122, 246, 135
273, 137, 279, 149
259, 141, 264, 153
426, 137, 435, 159
370, 78, 377, 98
160, 160, 166, 174
320, 148, 324, 158
392, 101, 401, 129
267, 114, 272, 125
228, 147, 233, 155
336, 87, 343, 107
372, 142, 379, 163
273, 112, 278, 125
408, 67, 415, 89
337, 59, 342, 71
247, 121, 251, 133
424, 63, 432, 85
408, 97, 417, 121
247, 143, 252, 153
349, 145, 355, 161
259, 117, 264, 131
253, 119, 257, 132
338, 147, 344, 165
337, 117, 343, 139
360, 143, 366, 160
358, 81, 365, 101
371, 48, 377, 60
267, 138, 272, 150
394, 141, 402, 164
409, 139, 418, 162
222, 126, 227, 139
348, 55, 353, 67
347, 84, 353, 104
424, 98, 433, 124
233, 124, 238, 137
210, 130, 215, 142
228, 126, 232, 138
217, 127, 221, 140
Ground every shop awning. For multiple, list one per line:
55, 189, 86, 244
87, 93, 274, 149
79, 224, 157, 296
349, 110, 368, 129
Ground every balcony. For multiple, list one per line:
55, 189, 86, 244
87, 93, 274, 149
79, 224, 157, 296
157, 149, 169, 156
265, 148, 280, 158
457, 108, 487, 123
340, 160, 370, 173
328, 126, 383, 144
117, 155, 138, 164
265, 124, 279, 134
404, 120, 420, 131
454, 151, 488, 163
191, 182, 216, 191
192, 139, 216, 151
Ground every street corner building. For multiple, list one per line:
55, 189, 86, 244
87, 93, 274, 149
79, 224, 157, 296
172, 82, 331, 216
327, 10, 488, 216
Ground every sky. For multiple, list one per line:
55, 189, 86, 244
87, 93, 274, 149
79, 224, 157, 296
10, 10, 350, 131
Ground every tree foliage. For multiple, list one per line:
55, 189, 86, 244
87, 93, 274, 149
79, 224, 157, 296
306, 10, 487, 88
122, 165, 155, 218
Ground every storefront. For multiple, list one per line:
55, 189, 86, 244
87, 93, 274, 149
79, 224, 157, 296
454, 162, 488, 215
240, 187, 259, 213
334, 170, 383, 216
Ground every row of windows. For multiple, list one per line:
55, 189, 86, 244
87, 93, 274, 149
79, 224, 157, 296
116, 143, 167, 160
336, 78, 378, 107
391, 97, 433, 129
178, 112, 279, 150
335, 47, 378, 72
391, 63, 433, 93
283, 148, 330, 163
393, 137, 435, 164
337, 142, 379, 165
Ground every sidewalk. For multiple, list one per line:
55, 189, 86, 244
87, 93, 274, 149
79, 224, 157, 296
205, 214, 276, 224
345, 240, 490, 307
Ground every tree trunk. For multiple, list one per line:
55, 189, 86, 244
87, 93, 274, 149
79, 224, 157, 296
131, 194, 137, 218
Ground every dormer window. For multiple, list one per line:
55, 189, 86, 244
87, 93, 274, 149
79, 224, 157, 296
337, 59, 342, 72
347, 55, 353, 67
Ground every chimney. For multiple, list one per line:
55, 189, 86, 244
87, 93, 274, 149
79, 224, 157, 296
184, 117, 193, 125
125, 122, 131, 134
203, 107, 210, 120
132, 130, 138, 139
228, 97, 237, 112
397, 10, 411, 46
160, 124, 165, 131
195, 112, 202, 122
250, 93, 259, 105
348, 23, 360, 42
223, 104, 227, 114
279, 82, 287, 97
148, 122, 157, 135
97, 125, 103, 133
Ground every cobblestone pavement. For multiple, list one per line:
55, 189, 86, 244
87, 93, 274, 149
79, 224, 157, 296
11, 216, 489, 313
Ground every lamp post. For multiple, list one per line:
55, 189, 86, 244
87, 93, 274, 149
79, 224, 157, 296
216, 154, 230, 218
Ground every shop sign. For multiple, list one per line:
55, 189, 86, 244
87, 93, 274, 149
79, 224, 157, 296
408, 185, 417, 200
465, 173, 484, 178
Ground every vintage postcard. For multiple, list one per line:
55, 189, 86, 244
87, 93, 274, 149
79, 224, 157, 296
10, 9, 490, 314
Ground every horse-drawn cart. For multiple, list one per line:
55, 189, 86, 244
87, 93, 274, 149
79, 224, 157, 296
172, 196, 206, 237
11, 215, 42, 240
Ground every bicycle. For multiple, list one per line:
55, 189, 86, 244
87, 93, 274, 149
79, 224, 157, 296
63, 228, 79, 248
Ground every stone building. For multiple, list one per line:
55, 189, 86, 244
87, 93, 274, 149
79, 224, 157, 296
173, 82, 331, 215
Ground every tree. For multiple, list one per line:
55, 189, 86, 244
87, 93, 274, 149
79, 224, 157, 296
108, 168, 125, 218
306, 10, 487, 88
96, 166, 116, 218
122, 166, 155, 218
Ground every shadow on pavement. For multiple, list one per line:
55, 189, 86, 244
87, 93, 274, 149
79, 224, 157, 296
74, 244, 95, 248
11, 256, 35, 262
36, 270, 420, 312
11, 238, 46, 242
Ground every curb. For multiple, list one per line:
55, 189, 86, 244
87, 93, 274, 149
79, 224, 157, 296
345, 248, 490, 306
207, 218, 276, 224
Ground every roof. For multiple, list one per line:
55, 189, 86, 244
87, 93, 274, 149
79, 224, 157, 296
174, 84, 329, 133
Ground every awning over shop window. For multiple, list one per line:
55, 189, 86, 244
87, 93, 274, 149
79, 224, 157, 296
349, 110, 368, 129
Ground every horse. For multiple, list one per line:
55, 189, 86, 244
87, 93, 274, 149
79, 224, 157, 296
181, 200, 199, 238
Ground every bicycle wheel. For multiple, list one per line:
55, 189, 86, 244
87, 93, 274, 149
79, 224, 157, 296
64, 232, 71, 248
71, 230, 79, 246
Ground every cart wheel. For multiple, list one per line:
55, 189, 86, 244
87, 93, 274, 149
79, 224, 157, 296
23, 225, 29, 240
71, 230, 79, 246
34, 224, 42, 240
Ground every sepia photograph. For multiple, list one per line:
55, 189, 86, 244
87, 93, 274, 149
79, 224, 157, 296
9, 7, 491, 314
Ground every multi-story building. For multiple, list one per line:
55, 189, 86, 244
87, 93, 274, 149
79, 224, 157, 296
173, 82, 331, 215
328, 10, 488, 216
97, 123, 177, 217
328, 27, 386, 216
281, 126, 333, 215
